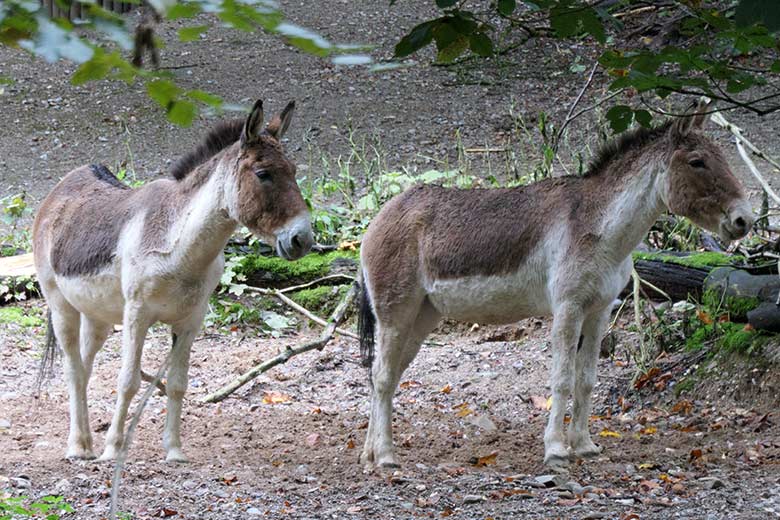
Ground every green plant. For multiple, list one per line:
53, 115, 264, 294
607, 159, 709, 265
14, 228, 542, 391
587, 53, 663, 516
0, 306, 44, 327
0, 495, 74, 519
289, 284, 349, 316
115, 168, 145, 189
0, 193, 32, 253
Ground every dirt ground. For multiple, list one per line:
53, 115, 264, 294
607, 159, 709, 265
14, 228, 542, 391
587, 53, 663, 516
2, 298, 780, 520
2, 1, 780, 519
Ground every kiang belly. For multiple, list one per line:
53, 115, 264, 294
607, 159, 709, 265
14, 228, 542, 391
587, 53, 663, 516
57, 271, 124, 324
426, 273, 551, 324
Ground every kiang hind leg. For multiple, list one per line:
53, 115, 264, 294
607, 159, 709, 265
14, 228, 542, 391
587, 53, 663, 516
362, 297, 440, 469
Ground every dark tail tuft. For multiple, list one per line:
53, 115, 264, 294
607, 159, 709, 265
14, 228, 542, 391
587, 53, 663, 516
36, 310, 59, 393
357, 273, 376, 372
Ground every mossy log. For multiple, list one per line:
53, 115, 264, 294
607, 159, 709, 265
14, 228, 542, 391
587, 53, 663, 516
238, 250, 359, 288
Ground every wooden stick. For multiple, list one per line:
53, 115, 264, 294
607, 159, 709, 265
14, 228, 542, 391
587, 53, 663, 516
140, 369, 167, 394
277, 273, 355, 294
244, 284, 359, 340
203, 283, 358, 403
110, 350, 172, 519
707, 104, 780, 204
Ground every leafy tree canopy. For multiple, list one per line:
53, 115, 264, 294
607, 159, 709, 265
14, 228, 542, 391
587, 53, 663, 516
0, 0, 369, 125
392, 0, 780, 131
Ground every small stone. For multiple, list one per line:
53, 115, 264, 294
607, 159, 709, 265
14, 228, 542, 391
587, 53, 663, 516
467, 414, 497, 432
11, 477, 31, 489
54, 478, 70, 492
565, 481, 584, 495
0, 419, 10, 430
616, 498, 635, 506
585, 492, 601, 500
181, 480, 197, 490
246, 507, 263, 516
415, 484, 426, 492
581, 514, 607, 519
535, 474, 567, 488
699, 477, 725, 490
462, 495, 485, 504
557, 491, 574, 499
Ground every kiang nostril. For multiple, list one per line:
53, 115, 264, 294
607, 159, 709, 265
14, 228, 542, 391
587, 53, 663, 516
291, 234, 302, 250
734, 217, 746, 229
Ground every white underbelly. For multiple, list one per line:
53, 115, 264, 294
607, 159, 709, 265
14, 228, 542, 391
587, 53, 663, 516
426, 272, 551, 324
57, 271, 124, 324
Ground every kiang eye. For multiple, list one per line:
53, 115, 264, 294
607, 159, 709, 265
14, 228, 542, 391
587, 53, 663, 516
255, 169, 272, 182
689, 159, 706, 169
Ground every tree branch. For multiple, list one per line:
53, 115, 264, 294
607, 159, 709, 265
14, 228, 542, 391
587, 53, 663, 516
203, 282, 358, 403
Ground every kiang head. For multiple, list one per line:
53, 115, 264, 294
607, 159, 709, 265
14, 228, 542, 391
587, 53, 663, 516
662, 100, 754, 242
231, 100, 313, 260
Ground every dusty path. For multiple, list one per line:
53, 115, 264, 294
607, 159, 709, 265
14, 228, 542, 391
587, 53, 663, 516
2, 299, 780, 519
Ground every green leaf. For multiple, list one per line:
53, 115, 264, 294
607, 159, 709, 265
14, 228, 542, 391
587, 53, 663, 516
436, 0, 458, 7
437, 34, 469, 62
736, 0, 780, 31
634, 109, 653, 128
771, 60, 780, 72
167, 100, 197, 127
147, 79, 180, 107
605, 105, 634, 133
395, 19, 437, 57
166, 3, 201, 19
178, 25, 208, 42
497, 0, 517, 16
550, 5, 605, 43
187, 89, 223, 107
469, 31, 493, 56
71, 51, 110, 85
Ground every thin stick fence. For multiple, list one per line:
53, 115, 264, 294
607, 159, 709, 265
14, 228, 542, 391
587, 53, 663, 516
40, 1, 135, 19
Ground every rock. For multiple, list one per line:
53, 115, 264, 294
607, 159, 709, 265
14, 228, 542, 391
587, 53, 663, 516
581, 514, 607, 519
565, 481, 584, 495
467, 414, 497, 432
557, 491, 574, 499
54, 478, 70, 492
462, 495, 485, 504
535, 474, 567, 488
0, 419, 10, 430
246, 507, 263, 516
699, 477, 726, 490
616, 498, 635, 506
11, 477, 31, 489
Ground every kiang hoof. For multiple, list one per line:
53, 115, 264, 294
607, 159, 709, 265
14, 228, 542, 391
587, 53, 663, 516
165, 449, 190, 463
543, 452, 572, 468
65, 450, 96, 461
573, 444, 603, 460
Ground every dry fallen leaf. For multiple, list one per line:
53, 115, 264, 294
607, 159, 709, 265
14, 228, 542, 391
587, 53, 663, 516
453, 402, 473, 417
440, 384, 452, 394
689, 448, 703, 461
697, 310, 713, 325
346, 439, 355, 449
262, 391, 292, 405
474, 451, 498, 467
599, 428, 622, 438
640, 426, 657, 435
400, 380, 421, 389
671, 400, 693, 415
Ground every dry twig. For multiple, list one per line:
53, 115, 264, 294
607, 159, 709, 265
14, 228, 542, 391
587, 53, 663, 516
203, 282, 358, 403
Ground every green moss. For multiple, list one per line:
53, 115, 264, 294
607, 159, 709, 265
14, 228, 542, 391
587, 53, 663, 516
0, 246, 16, 257
210, 300, 262, 326
290, 284, 349, 316
0, 306, 43, 327
237, 250, 359, 282
674, 376, 696, 396
718, 321, 759, 353
685, 319, 762, 355
632, 251, 743, 269
701, 288, 760, 319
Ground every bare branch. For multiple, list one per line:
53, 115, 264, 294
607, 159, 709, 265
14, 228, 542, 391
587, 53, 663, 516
203, 283, 358, 403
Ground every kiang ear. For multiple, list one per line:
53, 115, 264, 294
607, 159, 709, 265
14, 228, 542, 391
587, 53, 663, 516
691, 98, 715, 129
266, 100, 295, 140
671, 98, 714, 140
241, 99, 264, 148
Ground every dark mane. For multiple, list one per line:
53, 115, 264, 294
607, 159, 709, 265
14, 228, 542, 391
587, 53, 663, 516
584, 120, 672, 177
171, 119, 244, 180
